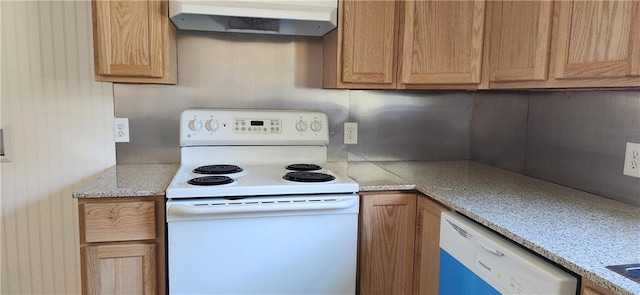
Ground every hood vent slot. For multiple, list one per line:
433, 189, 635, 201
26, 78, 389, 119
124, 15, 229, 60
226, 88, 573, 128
228, 17, 280, 32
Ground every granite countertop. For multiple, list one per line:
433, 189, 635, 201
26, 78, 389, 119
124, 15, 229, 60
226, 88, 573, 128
336, 160, 640, 295
72, 164, 178, 198
73, 161, 639, 294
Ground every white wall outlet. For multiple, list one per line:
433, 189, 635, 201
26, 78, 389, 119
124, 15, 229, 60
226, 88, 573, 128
344, 122, 358, 145
623, 142, 640, 178
114, 118, 130, 143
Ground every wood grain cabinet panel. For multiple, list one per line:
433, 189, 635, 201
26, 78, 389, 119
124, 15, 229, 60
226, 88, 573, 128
358, 192, 450, 295
358, 192, 417, 294
581, 278, 616, 295
399, 0, 486, 86
79, 196, 165, 295
326, 0, 640, 89
323, 0, 400, 89
554, 0, 640, 80
483, 1, 554, 84
83, 243, 156, 295
81, 201, 156, 243
413, 196, 448, 295
92, 0, 176, 84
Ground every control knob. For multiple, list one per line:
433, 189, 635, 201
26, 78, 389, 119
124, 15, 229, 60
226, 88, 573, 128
295, 120, 308, 132
188, 119, 203, 131
310, 120, 323, 132
205, 119, 219, 131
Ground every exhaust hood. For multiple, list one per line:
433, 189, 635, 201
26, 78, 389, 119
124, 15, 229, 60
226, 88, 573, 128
169, 0, 338, 36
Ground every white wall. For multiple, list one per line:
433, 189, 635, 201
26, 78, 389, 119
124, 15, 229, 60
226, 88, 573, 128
0, 1, 115, 293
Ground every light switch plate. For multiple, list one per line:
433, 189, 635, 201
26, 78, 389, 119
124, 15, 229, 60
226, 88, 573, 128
623, 142, 640, 178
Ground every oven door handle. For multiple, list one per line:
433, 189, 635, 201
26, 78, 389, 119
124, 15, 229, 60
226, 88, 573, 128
167, 197, 358, 221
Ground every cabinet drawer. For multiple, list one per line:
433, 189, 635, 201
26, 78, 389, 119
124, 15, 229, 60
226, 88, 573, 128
81, 201, 156, 243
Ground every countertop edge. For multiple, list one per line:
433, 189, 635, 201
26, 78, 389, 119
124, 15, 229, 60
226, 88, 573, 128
72, 164, 178, 199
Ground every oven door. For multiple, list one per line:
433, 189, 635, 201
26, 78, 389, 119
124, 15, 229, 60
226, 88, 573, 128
166, 194, 359, 295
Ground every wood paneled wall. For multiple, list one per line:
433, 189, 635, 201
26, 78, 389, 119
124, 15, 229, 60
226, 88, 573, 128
1, 1, 115, 293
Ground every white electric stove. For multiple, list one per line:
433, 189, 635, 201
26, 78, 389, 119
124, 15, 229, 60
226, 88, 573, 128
166, 109, 359, 295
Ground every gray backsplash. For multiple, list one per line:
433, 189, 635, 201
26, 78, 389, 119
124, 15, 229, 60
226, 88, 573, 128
114, 30, 639, 207
114, 30, 473, 164
472, 90, 640, 207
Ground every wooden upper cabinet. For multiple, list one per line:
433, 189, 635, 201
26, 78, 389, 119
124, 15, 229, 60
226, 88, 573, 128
399, 0, 486, 87
483, 1, 554, 84
323, 0, 399, 89
554, 0, 640, 80
324, 0, 640, 90
342, 0, 398, 84
92, 0, 176, 84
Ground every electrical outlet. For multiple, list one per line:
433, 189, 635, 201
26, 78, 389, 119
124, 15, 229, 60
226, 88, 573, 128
623, 142, 640, 178
114, 118, 130, 143
344, 122, 358, 145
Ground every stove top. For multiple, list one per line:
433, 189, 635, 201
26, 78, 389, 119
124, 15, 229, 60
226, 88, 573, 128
167, 109, 359, 199
166, 163, 358, 199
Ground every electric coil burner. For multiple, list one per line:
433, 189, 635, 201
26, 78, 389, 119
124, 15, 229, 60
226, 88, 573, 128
286, 163, 322, 171
193, 164, 243, 174
284, 171, 336, 182
187, 176, 235, 186
165, 109, 359, 295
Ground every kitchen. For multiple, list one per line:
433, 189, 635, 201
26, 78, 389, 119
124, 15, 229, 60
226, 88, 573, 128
1, 0, 640, 294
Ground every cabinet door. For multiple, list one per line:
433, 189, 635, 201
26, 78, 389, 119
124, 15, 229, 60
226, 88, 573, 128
400, 0, 486, 85
413, 196, 448, 295
342, 0, 398, 84
581, 278, 616, 295
92, 0, 176, 84
83, 243, 157, 295
358, 192, 416, 295
554, 0, 640, 79
486, 1, 554, 83
94, 0, 163, 77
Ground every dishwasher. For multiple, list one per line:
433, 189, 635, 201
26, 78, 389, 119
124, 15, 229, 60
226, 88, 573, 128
439, 211, 578, 295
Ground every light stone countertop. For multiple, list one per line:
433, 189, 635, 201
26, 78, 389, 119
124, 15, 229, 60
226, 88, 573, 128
338, 160, 640, 295
72, 164, 179, 198
73, 161, 639, 294
327, 161, 415, 191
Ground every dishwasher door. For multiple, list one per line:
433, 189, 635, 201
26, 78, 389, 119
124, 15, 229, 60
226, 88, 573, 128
439, 211, 577, 295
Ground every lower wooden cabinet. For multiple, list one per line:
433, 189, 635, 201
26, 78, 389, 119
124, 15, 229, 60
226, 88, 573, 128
358, 191, 417, 294
83, 243, 157, 294
78, 196, 165, 295
581, 279, 616, 295
358, 191, 448, 295
413, 195, 448, 295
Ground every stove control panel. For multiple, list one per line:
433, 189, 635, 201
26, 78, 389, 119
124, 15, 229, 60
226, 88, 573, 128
180, 109, 329, 146
234, 118, 282, 134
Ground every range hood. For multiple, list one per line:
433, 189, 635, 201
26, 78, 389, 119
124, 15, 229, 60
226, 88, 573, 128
169, 0, 338, 36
